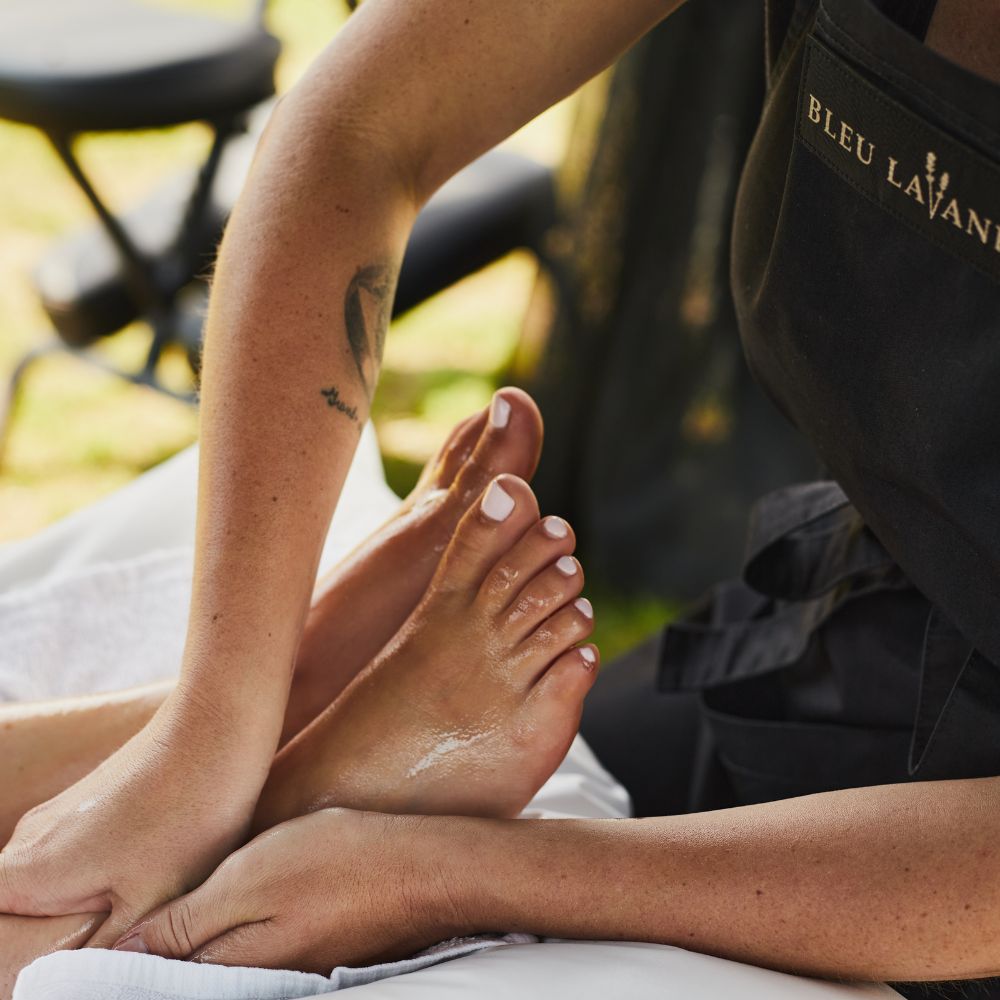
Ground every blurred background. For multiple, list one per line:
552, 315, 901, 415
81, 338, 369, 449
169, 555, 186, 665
0, 0, 814, 659
0, 0, 566, 535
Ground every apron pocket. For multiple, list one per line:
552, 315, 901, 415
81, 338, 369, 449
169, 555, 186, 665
702, 701, 914, 803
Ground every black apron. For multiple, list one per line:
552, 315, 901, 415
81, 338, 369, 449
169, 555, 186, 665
664, 0, 1000, 806
646, 3, 1000, 991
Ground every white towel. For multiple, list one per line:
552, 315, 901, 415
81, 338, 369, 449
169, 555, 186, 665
13, 935, 539, 1000
0, 425, 400, 700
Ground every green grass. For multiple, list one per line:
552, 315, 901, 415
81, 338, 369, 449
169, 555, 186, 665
0, 0, 674, 657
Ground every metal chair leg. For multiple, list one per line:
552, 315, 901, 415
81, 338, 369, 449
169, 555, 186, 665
0, 340, 63, 468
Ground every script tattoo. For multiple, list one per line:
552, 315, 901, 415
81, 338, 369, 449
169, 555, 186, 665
320, 384, 360, 423
343, 262, 396, 399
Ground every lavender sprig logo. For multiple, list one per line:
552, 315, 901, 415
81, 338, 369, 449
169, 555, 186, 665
804, 85, 1000, 262
925, 151, 950, 220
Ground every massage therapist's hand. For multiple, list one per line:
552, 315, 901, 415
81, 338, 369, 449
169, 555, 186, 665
119, 809, 470, 971
0, 689, 271, 948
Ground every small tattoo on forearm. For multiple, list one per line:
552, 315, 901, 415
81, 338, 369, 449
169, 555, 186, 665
343, 262, 396, 399
320, 385, 360, 422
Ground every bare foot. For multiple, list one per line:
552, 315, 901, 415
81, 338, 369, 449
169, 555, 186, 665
284, 388, 543, 738
0, 913, 105, 1000
256, 474, 599, 829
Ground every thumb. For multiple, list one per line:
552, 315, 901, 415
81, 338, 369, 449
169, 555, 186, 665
110, 880, 241, 960
192, 922, 293, 971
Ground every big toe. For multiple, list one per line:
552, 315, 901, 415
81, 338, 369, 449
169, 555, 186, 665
450, 388, 543, 505
433, 474, 540, 595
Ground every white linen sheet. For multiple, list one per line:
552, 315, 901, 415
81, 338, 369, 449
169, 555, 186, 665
3, 427, 900, 999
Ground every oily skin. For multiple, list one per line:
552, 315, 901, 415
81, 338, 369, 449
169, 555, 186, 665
283, 386, 543, 741
253, 474, 597, 829
0, 914, 106, 1000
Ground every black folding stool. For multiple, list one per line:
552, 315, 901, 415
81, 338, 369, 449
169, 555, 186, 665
0, 0, 561, 464
0, 0, 281, 448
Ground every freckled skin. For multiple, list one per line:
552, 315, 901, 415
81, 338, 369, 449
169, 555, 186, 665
282, 386, 543, 740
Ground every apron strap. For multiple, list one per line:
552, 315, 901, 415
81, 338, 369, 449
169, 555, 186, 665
660, 480, 906, 694
744, 481, 896, 600
908, 605, 977, 775
658, 573, 908, 692
658, 587, 813, 692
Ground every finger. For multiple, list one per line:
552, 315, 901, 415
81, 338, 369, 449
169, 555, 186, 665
111, 879, 245, 960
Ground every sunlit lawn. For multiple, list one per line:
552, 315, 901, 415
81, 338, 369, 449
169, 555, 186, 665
0, 0, 673, 659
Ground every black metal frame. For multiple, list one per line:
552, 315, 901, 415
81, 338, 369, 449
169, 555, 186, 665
0, 0, 559, 464
0, 112, 256, 454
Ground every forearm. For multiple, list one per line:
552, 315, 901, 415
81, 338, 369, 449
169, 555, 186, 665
174, 0, 678, 737
445, 779, 1000, 983
178, 95, 416, 732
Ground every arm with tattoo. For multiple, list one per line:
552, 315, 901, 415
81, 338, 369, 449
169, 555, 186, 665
180, 0, 679, 724
320, 263, 396, 421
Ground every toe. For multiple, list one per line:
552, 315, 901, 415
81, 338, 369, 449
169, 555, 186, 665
450, 388, 543, 507
432, 475, 540, 596
477, 516, 577, 615
530, 644, 600, 704
417, 408, 489, 493
498, 556, 585, 643
515, 598, 596, 685
520, 645, 600, 770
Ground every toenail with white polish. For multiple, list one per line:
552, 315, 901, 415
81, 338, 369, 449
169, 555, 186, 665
575, 597, 594, 619
580, 646, 597, 665
481, 481, 516, 521
543, 516, 569, 539
490, 395, 511, 429
556, 556, 578, 576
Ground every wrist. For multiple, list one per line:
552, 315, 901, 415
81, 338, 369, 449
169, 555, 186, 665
398, 815, 490, 939
410, 816, 575, 939
159, 681, 282, 767
174, 648, 292, 731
